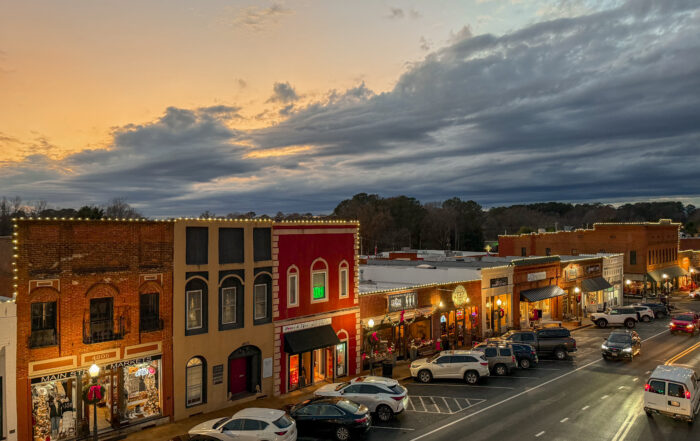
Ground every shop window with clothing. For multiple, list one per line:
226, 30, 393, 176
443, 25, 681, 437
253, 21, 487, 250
31, 377, 78, 440
30, 301, 58, 348
186, 357, 206, 407
139, 293, 160, 332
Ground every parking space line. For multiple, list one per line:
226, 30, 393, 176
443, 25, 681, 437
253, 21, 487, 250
418, 396, 428, 412
535, 431, 545, 437
406, 396, 485, 414
408, 383, 514, 389
373, 427, 416, 431
582, 405, 590, 410
560, 418, 568, 423
601, 395, 609, 400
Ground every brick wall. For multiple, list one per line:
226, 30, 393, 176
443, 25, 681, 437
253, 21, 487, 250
680, 238, 700, 251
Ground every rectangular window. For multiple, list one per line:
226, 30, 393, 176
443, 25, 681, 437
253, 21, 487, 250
253, 228, 272, 261
186, 290, 203, 330
89, 298, 114, 342
339, 268, 349, 298
30, 302, 57, 347
521, 247, 527, 257
630, 250, 637, 265
312, 272, 327, 301
221, 287, 237, 324
545, 248, 551, 256
186, 363, 203, 406
139, 293, 160, 332
254, 284, 267, 320
288, 274, 298, 307
186, 227, 208, 265
219, 228, 244, 264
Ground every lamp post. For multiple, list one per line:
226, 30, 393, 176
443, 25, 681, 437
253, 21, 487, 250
574, 287, 581, 320
496, 299, 503, 335
367, 319, 375, 375
89, 363, 100, 441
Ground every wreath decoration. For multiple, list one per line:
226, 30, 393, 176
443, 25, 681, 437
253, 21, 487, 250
82, 384, 105, 405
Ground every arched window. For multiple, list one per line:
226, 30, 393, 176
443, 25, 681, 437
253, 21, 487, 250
338, 261, 349, 299
287, 266, 299, 308
311, 258, 328, 303
186, 356, 206, 407
185, 278, 208, 335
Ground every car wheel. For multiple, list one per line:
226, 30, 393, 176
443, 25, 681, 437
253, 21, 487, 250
494, 364, 507, 376
376, 404, 393, 422
335, 426, 351, 441
597, 319, 608, 328
519, 358, 531, 369
417, 370, 433, 384
642, 315, 651, 322
602, 355, 609, 361
625, 319, 635, 329
645, 409, 653, 417
464, 370, 479, 384
554, 347, 567, 360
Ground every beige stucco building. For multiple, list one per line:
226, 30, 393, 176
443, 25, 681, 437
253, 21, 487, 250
173, 219, 275, 421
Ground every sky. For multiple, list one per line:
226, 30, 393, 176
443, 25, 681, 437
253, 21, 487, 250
1, 0, 699, 216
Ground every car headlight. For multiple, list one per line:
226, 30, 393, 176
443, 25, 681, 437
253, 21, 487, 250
623, 347, 632, 352
687, 324, 694, 329
601, 344, 608, 350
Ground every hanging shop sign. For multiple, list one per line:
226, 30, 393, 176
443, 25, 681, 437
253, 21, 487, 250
490, 277, 509, 288
527, 272, 547, 282
452, 285, 469, 307
387, 292, 417, 313
586, 264, 601, 274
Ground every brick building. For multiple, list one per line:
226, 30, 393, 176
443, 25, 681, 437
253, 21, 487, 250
498, 220, 685, 294
13, 219, 173, 441
680, 237, 700, 251
272, 222, 360, 396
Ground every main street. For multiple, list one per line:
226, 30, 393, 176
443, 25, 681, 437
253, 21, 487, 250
364, 298, 700, 441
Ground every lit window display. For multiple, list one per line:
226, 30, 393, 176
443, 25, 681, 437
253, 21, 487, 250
119, 359, 162, 422
32, 378, 78, 440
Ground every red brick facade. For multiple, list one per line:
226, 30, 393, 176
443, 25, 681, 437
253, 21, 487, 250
14, 220, 173, 441
680, 237, 700, 251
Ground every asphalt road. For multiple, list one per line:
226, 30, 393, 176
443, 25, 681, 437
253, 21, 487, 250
363, 298, 700, 441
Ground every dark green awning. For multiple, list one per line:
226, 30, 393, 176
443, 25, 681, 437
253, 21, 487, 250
581, 277, 613, 292
520, 285, 566, 302
283, 325, 340, 355
647, 266, 688, 282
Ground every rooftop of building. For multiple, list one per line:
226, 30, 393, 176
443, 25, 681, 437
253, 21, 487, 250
499, 218, 681, 238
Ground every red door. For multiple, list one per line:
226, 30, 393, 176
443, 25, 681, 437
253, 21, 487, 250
229, 357, 248, 395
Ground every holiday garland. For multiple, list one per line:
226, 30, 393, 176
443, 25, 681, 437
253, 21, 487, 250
82, 384, 105, 405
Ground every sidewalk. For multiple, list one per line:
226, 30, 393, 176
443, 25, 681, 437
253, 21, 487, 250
123, 363, 415, 441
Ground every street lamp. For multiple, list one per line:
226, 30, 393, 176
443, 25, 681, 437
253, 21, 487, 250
495, 299, 503, 334
574, 287, 581, 319
89, 364, 100, 441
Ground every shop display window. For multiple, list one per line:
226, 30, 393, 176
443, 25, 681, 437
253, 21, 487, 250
119, 360, 161, 422
288, 355, 300, 391
32, 378, 78, 441
336, 342, 347, 377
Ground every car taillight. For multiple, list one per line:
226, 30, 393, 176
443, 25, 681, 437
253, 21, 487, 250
512, 356, 516, 363
686, 390, 691, 399
355, 415, 369, 423
644, 383, 651, 392
391, 395, 405, 401
480, 362, 488, 366
275, 431, 287, 436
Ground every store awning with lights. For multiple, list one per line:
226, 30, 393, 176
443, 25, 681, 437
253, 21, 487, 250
581, 277, 613, 292
520, 285, 566, 302
647, 266, 688, 282
283, 325, 341, 355
361, 307, 434, 328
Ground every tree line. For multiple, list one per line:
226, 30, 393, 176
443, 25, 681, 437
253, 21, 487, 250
2, 194, 698, 253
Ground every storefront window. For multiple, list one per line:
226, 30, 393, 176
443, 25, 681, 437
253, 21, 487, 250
289, 355, 300, 391
32, 378, 78, 440
119, 360, 161, 422
336, 343, 347, 377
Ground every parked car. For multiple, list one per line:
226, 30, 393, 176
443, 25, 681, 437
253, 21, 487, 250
315, 376, 407, 422
670, 312, 700, 335
510, 343, 539, 369
288, 397, 370, 441
471, 343, 518, 375
601, 330, 641, 361
410, 350, 490, 384
189, 408, 296, 441
636, 302, 670, 318
631, 306, 655, 322
499, 328, 577, 360
644, 365, 700, 423
590, 307, 638, 329
689, 290, 700, 300
171, 435, 230, 441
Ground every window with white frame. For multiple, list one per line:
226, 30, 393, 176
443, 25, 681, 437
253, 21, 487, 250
339, 264, 349, 298
221, 287, 236, 325
312, 271, 327, 302
186, 356, 205, 406
288, 269, 298, 307
254, 284, 267, 320
186, 290, 203, 330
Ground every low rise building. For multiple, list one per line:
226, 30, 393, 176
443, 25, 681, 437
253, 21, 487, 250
0, 299, 17, 441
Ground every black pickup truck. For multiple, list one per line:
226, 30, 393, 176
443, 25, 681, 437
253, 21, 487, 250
498, 328, 577, 360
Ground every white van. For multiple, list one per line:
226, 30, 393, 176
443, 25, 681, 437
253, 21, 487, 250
644, 365, 700, 423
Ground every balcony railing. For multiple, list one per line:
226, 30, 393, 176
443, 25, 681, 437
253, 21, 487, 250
83, 317, 126, 344
139, 316, 164, 333
29, 329, 58, 348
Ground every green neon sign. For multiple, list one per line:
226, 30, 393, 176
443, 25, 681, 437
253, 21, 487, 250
313, 286, 325, 299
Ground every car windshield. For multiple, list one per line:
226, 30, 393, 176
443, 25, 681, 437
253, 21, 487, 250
212, 418, 229, 430
337, 399, 361, 413
427, 353, 441, 362
273, 415, 294, 429
335, 382, 351, 391
608, 334, 631, 343
676, 314, 694, 321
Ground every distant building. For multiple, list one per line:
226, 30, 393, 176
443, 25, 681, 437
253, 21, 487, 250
0, 299, 17, 441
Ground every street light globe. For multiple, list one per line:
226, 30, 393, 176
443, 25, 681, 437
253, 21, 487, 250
89, 364, 100, 378
691, 269, 695, 274
466, 297, 470, 303
625, 279, 631, 285
574, 287, 580, 293
496, 299, 502, 307
662, 274, 668, 279
439, 301, 444, 308
368, 319, 375, 328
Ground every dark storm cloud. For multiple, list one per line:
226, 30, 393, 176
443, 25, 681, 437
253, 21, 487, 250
1, 0, 699, 216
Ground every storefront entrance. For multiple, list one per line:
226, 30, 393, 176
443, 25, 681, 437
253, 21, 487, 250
284, 324, 341, 392
228, 346, 261, 398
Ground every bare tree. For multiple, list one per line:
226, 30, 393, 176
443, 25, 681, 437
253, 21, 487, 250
104, 198, 143, 219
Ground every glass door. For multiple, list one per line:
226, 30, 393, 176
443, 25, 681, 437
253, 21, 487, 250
335, 343, 347, 377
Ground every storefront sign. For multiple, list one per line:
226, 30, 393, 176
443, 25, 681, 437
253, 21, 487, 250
565, 267, 579, 281
387, 292, 417, 312
527, 272, 547, 282
283, 317, 332, 333
452, 285, 469, 307
212, 364, 224, 384
490, 277, 509, 288
33, 369, 87, 384
104, 355, 154, 370
586, 265, 601, 274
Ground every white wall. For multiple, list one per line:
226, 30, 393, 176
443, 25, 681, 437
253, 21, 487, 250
360, 265, 481, 286
0, 300, 17, 441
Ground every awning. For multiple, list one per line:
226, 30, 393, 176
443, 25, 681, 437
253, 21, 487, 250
647, 265, 689, 282
362, 307, 433, 327
582, 277, 613, 292
625, 273, 646, 282
520, 285, 566, 302
284, 325, 340, 355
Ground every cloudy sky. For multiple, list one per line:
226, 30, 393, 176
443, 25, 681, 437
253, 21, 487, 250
1, 0, 699, 216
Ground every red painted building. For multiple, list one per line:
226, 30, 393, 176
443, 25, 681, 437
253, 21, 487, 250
271, 222, 360, 396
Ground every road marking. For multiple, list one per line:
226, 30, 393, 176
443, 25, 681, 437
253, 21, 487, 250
632, 377, 638, 382
490, 376, 538, 380
560, 418, 568, 423
645, 371, 651, 374
665, 341, 700, 365
373, 427, 416, 431
406, 396, 485, 414
582, 405, 590, 410
601, 395, 609, 399
618, 386, 626, 390
409, 329, 669, 441
534, 368, 563, 371
611, 409, 637, 441
535, 431, 545, 437
408, 383, 514, 389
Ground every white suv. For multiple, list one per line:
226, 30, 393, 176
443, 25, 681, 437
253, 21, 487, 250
590, 307, 638, 328
314, 376, 407, 422
631, 305, 655, 322
410, 350, 490, 384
